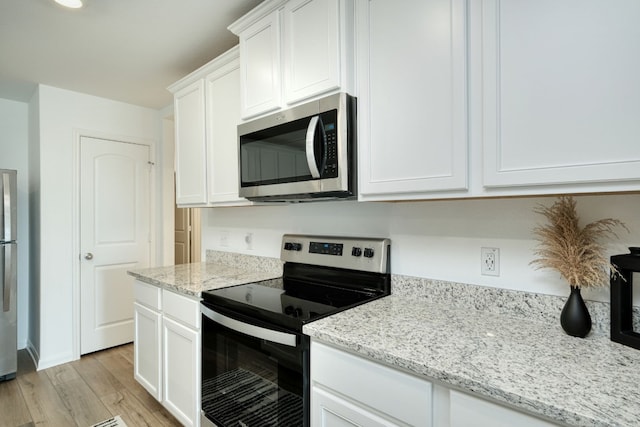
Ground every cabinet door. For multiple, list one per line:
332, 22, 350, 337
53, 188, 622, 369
450, 391, 558, 427
358, 0, 468, 200
133, 302, 161, 401
162, 316, 200, 427
206, 60, 248, 205
311, 341, 432, 427
283, 0, 341, 105
312, 386, 402, 427
239, 11, 282, 119
481, 0, 640, 188
175, 80, 207, 205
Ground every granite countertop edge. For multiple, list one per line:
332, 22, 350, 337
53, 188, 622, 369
127, 259, 283, 297
303, 294, 640, 427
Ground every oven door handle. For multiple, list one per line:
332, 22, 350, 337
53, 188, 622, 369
201, 304, 297, 347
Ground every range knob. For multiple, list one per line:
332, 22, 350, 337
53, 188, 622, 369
284, 306, 303, 318
351, 247, 362, 257
284, 242, 303, 251
363, 248, 375, 258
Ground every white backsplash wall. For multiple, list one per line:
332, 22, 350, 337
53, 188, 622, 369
201, 194, 640, 304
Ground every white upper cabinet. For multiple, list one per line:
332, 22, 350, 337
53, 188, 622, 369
238, 11, 282, 118
230, 0, 354, 119
205, 59, 246, 206
173, 80, 207, 206
357, 0, 469, 200
283, 0, 342, 104
169, 47, 250, 207
479, 0, 640, 190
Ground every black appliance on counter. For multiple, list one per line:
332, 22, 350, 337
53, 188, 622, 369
200, 234, 391, 427
611, 247, 640, 349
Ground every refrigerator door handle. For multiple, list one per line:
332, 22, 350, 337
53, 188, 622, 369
1, 245, 8, 312
1, 172, 9, 241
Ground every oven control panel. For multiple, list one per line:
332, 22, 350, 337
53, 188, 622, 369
281, 234, 390, 273
309, 241, 343, 256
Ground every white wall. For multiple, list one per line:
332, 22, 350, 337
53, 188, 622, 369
33, 85, 163, 369
0, 97, 30, 349
201, 194, 640, 303
28, 90, 41, 358
160, 106, 176, 266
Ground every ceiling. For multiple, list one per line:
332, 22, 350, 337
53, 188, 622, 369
0, 0, 263, 109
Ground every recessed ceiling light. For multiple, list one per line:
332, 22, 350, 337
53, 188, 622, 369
54, 0, 83, 8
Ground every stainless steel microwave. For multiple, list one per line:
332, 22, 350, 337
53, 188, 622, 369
238, 92, 356, 202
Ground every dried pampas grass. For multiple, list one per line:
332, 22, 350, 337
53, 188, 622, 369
530, 196, 627, 288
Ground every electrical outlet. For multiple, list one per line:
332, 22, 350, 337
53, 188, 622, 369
481, 247, 500, 276
244, 232, 253, 250
220, 230, 229, 247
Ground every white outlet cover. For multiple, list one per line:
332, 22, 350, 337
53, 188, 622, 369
220, 230, 229, 247
481, 247, 500, 276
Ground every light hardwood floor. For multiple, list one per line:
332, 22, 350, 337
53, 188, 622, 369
0, 344, 181, 427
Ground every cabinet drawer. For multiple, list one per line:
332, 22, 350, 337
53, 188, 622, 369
134, 280, 162, 311
311, 341, 432, 427
450, 390, 559, 427
163, 289, 200, 330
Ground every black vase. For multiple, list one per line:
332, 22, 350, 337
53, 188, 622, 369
560, 286, 592, 338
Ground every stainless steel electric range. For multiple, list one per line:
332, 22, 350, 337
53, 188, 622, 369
200, 234, 391, 427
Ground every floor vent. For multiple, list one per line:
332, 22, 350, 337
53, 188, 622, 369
91, 415, 128, 427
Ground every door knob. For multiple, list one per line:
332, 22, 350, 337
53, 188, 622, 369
85, 253, 94, 260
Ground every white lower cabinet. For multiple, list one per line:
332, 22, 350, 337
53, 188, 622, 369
449, 391, 558, 427
162, 315, 200, 427
133, 281, 201, 427
311, 341, 433, 426
133, 280, 162, 400
133, 302, 162, 400
311, 340, 560, 427
312, 386, 401, 427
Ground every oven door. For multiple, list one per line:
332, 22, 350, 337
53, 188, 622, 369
201, 302, 309, 427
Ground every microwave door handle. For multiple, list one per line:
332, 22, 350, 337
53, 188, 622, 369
201, 304, 297, 347
305, 116, 321, 178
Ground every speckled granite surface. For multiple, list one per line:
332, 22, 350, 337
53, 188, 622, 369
128, 251, 282, 296
392, 275, 619, 335
304, 291, 640, 427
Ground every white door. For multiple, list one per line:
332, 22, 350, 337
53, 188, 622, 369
80, 136, 151, 354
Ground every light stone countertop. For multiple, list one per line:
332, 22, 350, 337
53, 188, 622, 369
128, 252, 283, 297
303, 293, 640, 427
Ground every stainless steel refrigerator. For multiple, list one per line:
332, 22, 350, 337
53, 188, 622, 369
0, 169, 17, 381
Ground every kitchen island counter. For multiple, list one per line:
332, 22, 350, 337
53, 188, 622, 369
304, 291, 640, 427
